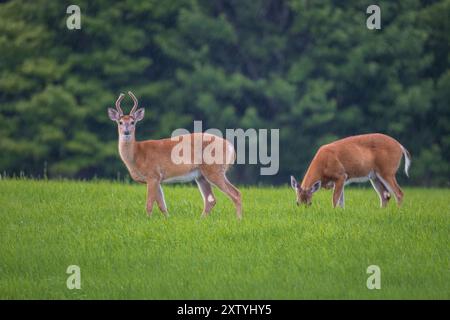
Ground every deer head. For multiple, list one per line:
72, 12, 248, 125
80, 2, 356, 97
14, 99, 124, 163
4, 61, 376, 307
108, 91, 145, 142
290, 176, 321, 206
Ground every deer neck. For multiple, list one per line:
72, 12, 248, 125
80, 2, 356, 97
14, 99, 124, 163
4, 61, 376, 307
118, 138, 136, 165
118, 138, 146, 182
301, 164, 322, 190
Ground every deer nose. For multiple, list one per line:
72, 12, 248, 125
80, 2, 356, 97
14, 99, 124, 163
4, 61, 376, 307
124, 130, 130, 135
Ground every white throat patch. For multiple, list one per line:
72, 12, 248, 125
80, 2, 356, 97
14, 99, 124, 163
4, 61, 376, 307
120, 135, 133, 142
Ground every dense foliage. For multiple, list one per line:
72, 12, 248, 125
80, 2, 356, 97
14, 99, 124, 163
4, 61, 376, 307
0, 0, 448, 185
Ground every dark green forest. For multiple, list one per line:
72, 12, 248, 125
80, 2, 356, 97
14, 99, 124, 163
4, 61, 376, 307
0, 0, 448, 185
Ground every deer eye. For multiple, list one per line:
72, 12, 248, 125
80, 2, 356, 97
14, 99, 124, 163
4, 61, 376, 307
119, 121, 123, 125
131, 121, 135, 125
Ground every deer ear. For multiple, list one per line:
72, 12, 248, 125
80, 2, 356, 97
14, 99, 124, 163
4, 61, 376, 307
133, 108, 145, 122
290, 175, 298, 190
108, 108, 120, 121
310, 180, 321, 193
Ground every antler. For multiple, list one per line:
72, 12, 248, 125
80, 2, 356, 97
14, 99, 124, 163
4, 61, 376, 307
128, 91, 138, 115
115, 93, 125, 116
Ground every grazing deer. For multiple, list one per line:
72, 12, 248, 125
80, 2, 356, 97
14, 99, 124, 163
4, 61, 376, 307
108, 92, 242, 219
290, 133, 411, 208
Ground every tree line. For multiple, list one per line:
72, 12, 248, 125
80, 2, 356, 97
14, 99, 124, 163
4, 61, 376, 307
0, 0, 448, 185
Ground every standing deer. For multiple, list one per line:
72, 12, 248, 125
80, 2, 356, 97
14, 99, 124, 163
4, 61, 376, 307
290, 133, 411, 208
108, 92, 242, 219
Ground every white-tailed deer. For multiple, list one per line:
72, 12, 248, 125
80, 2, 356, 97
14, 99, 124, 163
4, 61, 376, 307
290, 133, 411, 208
108, 92, 242, 219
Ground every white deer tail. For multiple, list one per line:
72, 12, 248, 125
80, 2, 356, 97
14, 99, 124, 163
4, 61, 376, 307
400, 145, 411, 177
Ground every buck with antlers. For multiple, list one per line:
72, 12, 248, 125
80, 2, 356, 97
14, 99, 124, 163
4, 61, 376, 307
290, 133, 411, 208
108, 92, 242, 219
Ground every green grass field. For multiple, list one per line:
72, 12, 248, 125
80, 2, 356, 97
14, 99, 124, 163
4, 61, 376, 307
0, 179, 448, 299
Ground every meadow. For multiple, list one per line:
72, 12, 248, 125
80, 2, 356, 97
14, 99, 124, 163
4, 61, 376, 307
0, 179, 448, 299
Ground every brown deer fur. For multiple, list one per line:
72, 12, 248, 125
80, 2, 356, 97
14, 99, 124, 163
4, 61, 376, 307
109, 92, 241, 219
290, 133, 411, 208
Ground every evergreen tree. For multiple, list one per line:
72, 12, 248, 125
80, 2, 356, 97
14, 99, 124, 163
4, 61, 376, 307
0, 0, 448, 185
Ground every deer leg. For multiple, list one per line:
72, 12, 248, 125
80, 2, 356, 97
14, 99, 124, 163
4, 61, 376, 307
376, 173, 403, 205
332, 176, 345, 208
203, 173, 242, 219
338, 187, 345, 208
370, 177, 390, 208
156, 184, 169, 217
146, 179, 159, 216
223, 177, 242, 219
384, 175, 403, 205
392, 177, 404, 205
195, 176, 216, 217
